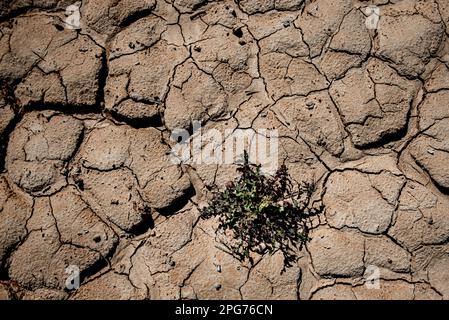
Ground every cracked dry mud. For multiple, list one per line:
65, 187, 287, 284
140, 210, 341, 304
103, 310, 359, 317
1, 0, 449, 300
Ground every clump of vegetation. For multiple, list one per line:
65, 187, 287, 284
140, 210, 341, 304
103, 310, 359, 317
200, 152, 324, 269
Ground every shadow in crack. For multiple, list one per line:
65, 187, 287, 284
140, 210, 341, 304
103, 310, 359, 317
76, 244, 118, 291
95, 50, 108, 108
0, 266, 8, 281
157, 184, 196, 216
353, 124, 409, 150
119, 8, 154, 28
0, 126, 14, 173
127, 209, 155, 235
0, 81, 21, 173
435, 183, 449, 196
21, 101, 103, 115
410, 153, 449, 196
108, 109, 163, 129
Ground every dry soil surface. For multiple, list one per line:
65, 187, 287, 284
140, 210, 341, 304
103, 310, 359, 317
1, 0, 449, 300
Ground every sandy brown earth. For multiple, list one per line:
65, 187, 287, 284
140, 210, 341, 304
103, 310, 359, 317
0, 0, 449, 300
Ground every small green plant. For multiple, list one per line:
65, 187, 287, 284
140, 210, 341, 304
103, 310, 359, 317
200, 152, 323, 269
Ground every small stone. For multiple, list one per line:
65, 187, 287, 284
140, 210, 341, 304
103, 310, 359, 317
305, 101, 315, 109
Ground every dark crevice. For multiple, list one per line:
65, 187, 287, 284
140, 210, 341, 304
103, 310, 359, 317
0, 266, 9, 280
353, 123, 409, 150
54, 24, 64, 32
108, 110, 163, 129
157, 184, 196, 216
232, 27, 243, 38
95, 50, 109, 108
76, 244, 118, 290
0, 113, 20, 173
433, 182, 449, 196
168, 118, 202, 137
119, 8, 154, 28
22, 102, 102, 115
127, 209, 155, 235
0, 80, 22, 173
191, 0, 209, 12
0, 6, 35, 24
0, 3, 72, 24
412, 155, 449, 196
